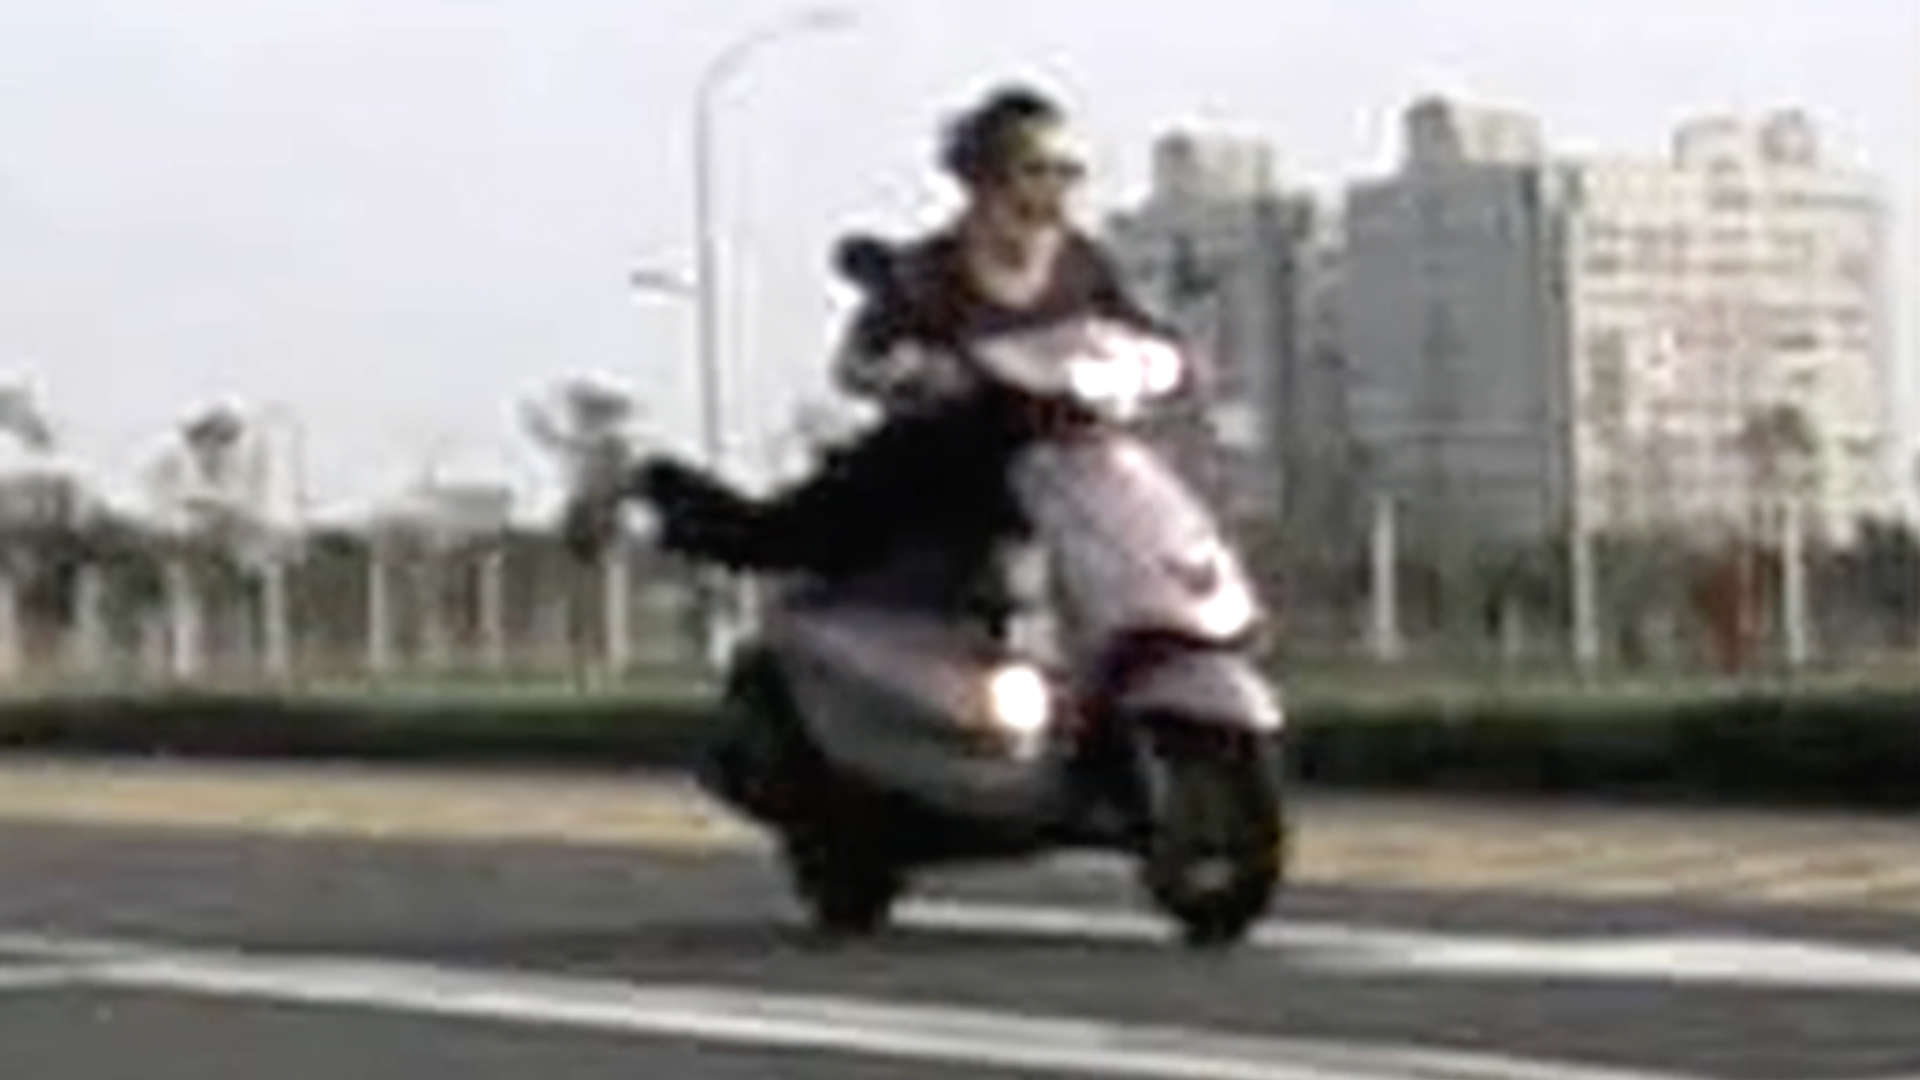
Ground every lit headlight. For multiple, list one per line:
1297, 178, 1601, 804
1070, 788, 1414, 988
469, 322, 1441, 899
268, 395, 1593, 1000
1139, 340, 1184, 396
1066, 335, 1182, 419
1066, 356, 1144, 411
1194, 579, 1257, 639
985, 663, 1051, 737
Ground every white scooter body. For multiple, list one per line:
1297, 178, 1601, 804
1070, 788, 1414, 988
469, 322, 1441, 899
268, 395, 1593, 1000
681, 250, 1289, 943
744, 317, 1280, 839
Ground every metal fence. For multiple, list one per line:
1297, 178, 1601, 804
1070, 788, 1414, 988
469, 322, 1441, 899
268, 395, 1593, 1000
1250, 503, 1920, 683
3, 503, 1915, 694
0, 525, 703, 690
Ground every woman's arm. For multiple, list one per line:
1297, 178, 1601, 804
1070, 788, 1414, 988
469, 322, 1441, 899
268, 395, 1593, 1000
639, 392, 1023, 575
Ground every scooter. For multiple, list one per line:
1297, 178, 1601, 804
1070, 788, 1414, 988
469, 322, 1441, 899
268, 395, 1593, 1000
637, 242, 1287, 947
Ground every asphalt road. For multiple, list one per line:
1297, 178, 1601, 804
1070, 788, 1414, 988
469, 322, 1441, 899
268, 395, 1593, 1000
0, 989, 1038, 1080
3, 811, 1920, 1080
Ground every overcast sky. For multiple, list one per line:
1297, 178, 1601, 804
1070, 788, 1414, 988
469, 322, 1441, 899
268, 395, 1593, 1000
1, 0, 1913, 520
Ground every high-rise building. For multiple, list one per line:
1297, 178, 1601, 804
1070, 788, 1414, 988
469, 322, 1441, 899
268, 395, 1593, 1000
1284, 205, 1361, 549
1105, 132, 1314, 523
1341, 99, 1567, 547
1560, 110, 1892, 543
1341, 99, 1894, 549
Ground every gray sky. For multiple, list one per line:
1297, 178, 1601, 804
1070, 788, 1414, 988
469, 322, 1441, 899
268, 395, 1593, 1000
1, 0, 1913, 520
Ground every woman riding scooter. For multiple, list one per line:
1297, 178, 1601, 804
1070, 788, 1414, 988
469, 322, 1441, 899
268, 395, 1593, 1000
563, 87, 1283, 947
570, 84, 1175, 605
831, 84, 1168, 414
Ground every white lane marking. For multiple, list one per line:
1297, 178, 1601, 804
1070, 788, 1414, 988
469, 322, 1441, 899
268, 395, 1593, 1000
0, 963, 89, 992
1317, 932, 1920, 991
898, 900, 1920, 993
0, 931, 1699, 1080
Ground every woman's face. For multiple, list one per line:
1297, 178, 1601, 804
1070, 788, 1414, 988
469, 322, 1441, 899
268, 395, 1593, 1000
977, 119, 1087, 234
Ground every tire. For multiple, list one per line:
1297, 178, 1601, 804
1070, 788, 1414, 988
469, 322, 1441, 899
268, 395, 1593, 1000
702, 649, 817, 825
783, 826, 904, 938
717, 649, 906, 937
1138, 725, 1287, 948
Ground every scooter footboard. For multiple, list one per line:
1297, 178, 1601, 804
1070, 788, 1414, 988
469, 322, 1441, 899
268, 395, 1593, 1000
770, 608, 1071, 825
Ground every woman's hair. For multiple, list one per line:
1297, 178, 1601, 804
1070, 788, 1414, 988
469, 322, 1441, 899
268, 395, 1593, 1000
939, 84, 1066, 187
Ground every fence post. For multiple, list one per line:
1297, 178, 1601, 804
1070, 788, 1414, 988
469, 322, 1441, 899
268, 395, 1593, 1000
1369, 492, 1402, 662
70, 564, 108, 678
166, 558, 201, 680
603, 540, 630, 678
1782, 499, 1809, 669
0, 571, 20, 681
366, 544, 393, 676
263, 558, 292, 680
1571, 517, 1599, 672
481, 547, 507, 673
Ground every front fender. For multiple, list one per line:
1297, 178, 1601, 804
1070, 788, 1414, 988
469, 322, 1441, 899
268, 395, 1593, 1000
1112, 650, 1283, 732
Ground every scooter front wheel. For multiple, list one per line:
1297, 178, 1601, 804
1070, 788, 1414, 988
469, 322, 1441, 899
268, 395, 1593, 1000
1137, 725, 1286, 948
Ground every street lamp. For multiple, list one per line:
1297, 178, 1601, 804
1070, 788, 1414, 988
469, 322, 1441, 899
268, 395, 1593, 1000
635, 6, 855, 668
684, 5, 855, 474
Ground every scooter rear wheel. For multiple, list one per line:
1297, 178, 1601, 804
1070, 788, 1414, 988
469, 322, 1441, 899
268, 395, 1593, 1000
784, 828, 904, 938
718, 649, 906, 937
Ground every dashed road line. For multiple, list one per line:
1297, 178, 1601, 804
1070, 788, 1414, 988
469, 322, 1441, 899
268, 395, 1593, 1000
0, 962, 90, 992
897, 899, 1920, 993
0, 930, 1706, 1080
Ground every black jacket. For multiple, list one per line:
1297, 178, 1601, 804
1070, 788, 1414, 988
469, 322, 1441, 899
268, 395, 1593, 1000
835, 229, 1167, 405
641, 387, 1027, 582
640, 229, 1163, 604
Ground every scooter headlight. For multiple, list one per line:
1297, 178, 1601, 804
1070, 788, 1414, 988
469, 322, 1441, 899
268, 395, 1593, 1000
1065, 333, 1184, 422
1066, 356, 1146, 418
1138, 338, 1184, 397
985, 663, 1052, 738
1194, 578, 1257, 640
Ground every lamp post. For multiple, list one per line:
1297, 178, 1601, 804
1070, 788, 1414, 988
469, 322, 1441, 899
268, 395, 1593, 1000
634, 6, 855, 667
690, 6, 854, 471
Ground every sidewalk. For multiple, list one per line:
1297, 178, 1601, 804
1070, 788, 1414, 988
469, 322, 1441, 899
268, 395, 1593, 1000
3, 756, 1919, 914
0, 757, 756, 851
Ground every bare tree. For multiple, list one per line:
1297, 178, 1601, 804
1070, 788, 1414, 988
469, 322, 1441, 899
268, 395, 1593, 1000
523, 375, 646, 677
1738, 403, 1819, 511
143, 402, 294, 681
